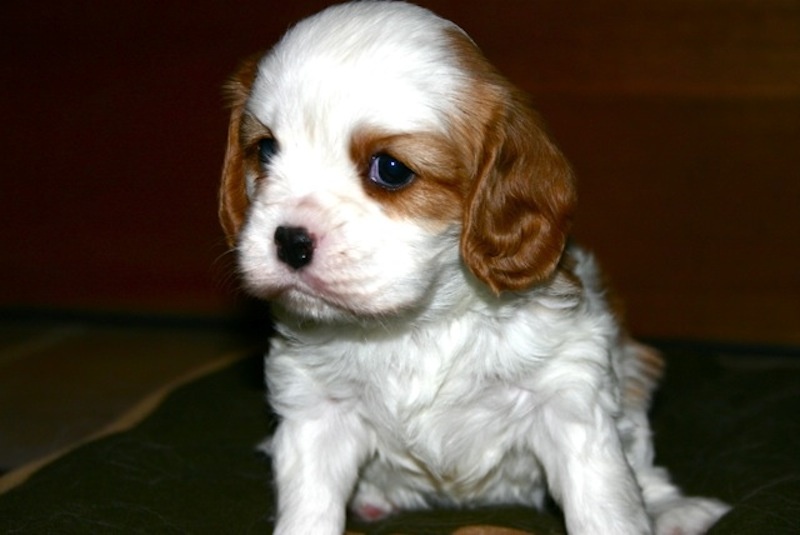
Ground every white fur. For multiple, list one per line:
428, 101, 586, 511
230, 2, 730, 534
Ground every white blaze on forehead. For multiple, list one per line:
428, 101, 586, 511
248, 2, 469, 139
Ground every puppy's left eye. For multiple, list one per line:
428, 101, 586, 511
369, 153, 415, 190
258, 138, 278, 166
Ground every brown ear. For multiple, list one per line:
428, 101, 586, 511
219, 56, 260, 247
461, 90, 577, 294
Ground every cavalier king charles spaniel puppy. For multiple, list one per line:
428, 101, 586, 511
219, 2, 729, 534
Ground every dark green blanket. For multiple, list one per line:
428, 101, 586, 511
1, 347, 798, 533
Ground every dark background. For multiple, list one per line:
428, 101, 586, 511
2, 0, 798, 345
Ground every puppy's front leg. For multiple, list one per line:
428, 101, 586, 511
533, 402, 652, 535
271, 408, 369, 535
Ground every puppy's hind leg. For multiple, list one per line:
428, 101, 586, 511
635, 467, 730, 535
618, 343, 730, 534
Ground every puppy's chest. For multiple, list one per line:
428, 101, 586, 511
278, 318, 549, 484
359, 350, 536, 482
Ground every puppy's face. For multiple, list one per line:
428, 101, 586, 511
220, 3, 576, 321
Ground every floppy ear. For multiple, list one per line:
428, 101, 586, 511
218, 56, 260, 247
461, 90, 577, 294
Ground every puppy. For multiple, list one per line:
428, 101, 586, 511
219, 2, 729, 534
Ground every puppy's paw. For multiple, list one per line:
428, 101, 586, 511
349, 482, 396, 522
653, 496, 730, 535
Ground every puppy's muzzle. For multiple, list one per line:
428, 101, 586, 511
274, 226, 314, 269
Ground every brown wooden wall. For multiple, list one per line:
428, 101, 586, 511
2, 1, 798, 345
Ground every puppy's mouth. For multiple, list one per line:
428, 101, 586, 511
253, 264, 424, 322
277, 288, 356, 319
278, 272, 340, 306
271, 282, 402, 322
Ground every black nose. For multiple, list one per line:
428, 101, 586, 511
274, 226, 314, 270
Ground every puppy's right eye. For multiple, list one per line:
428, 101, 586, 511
258, 138, 278, 165
369, 153, 415, 190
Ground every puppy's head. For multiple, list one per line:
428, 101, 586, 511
220, 2, 575, 321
